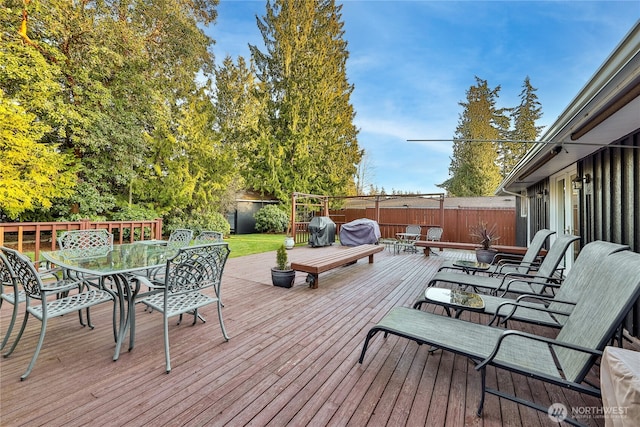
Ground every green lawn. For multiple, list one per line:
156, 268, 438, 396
23, 234, 292, 262
224, 233, 292, 258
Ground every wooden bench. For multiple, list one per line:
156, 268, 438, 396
415, 241, 547, 257
290, 244, 384, 288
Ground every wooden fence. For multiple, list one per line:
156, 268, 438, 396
323, 207, 516, 245
0, 219, 163, 263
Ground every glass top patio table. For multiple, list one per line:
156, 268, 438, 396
424, 287, 485, 318
41, 242, 180, 360
41, 242, 178, 276
453, 260, 491, 274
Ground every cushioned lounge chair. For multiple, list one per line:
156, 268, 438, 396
428, 233, 579, 297
359, 249, 640, 426
416, 241, 629, 330
438, 229, 555, 275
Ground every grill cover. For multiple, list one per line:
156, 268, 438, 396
308, 216, 336, 247
339, 218, 381, 246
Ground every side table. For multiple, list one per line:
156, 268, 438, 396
414, 287, 485, 318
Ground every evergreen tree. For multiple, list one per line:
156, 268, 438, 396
248, 0, 361, 203
502, 76, 544, 174
439, 77, 508, 196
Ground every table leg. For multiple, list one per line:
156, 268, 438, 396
110, 273, 139, 361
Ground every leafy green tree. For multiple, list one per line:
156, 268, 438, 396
0, 6, 77, 219
0, 90, 76, 219
1, 0, 229, 223
248, 0, 361, 203
439, 77, 508, 196
502, 76, 544, 174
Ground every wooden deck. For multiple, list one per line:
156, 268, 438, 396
1, 246, 636, 426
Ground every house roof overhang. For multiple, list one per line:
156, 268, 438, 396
497, 21, 640, 195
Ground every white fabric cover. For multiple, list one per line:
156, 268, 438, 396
601, 346, 640, 426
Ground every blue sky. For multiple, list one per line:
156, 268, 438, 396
206, 1, 639, 194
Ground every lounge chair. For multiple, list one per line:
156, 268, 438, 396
438, 228, 555, 275
416, 240, 629, 330
428, 233, 579, 297
359, 249, 640, 426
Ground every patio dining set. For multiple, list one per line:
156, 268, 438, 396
0, 228, 228, 379
379, 225, 443, 255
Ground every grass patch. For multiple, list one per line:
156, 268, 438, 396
22, 233, 292, 261
224, 233, 291, 258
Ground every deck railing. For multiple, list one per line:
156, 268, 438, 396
0, 219, 163, 263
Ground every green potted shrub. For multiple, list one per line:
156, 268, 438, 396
271, 244, 295, 288
471, 222, 499, 264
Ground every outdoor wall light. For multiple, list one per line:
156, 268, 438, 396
535, 189, 548, 200
572, 174, 591, 190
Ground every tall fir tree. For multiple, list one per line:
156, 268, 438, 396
248, 0, 361, 203
501, 76, 544, 175
439, 77, 509, 196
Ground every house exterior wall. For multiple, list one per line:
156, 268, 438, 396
525, 128, 640, 336
577, 129, 640, 252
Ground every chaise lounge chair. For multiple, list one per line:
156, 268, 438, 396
438, 228, 555, 275
416, 240, 629, 330
428, 233, 579, 297
359, 249, 640, 426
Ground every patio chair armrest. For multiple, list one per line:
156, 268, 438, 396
34, 260, 64, 278
494, 260, 541, 274
494, 300, 574, 322
515, 294, 577, 306
498, 272, 563, 286
129, 274, 165, 290
476, 329, 603, 371
496, 277, 560, 296
43, 278, 84, 293
494, 253, 524, 265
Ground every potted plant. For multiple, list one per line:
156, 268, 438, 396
271, 244, 295, 288
284, 224, 295, 250
470, 222, 500, 264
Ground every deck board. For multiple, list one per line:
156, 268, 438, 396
1, 245, 637, 426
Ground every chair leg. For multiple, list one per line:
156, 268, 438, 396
0, 301, 19, 351
476, 367, 487, 416
86, 307, 95, 330
21, 317, 48, 380
163, 315, 171, 374
217, 302, 229, 341
4, 311, 29, 357
77, 309, 87, 327
358, 327, 381, 363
